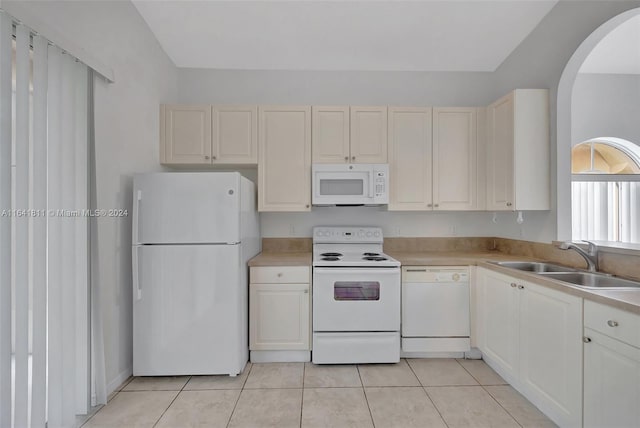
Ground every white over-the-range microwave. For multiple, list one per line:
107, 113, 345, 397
312, 163, 389, 206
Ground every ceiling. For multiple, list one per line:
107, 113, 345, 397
132, 0, 558, 72
580, 14, 640, 75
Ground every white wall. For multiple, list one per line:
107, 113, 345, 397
176, 1, 640, 243
572, 73, 640, 145
2, 0, 179, 394
494, 0, 640, 241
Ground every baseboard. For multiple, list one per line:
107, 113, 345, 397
107, 366, 133, 396
250, 350, 310, 363
401, 351, 465, 358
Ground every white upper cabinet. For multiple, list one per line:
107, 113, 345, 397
433, 108, 480, 210
161, 104, 212, 164
486, 89, 549, 211
258, 106, 312, 212
388, 107, 481, 211
161, 104, 257, 165
350, 106, 388, 163
212, 105, 258, 164
387, 107, 433, 210
312, 106, 350, 163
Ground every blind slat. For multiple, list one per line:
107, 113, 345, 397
0, 11, 13, 428
31, 34, 48, 428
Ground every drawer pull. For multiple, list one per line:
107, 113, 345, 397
406, 269, 427, 272
607, 320, 619, 327
583, 336, 592, 343
510, 283, 517, 288
277, 273, 283, 277
517, 284, 525, 290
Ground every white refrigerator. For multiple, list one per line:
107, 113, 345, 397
132, 172, 260, 376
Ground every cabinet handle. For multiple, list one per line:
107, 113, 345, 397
277, 273, 283, 277
352, 156, 356, 161
304, 289, 308, 294
607, 320, 619, 327
427, 203, 433, 207
517, 284, 525, 290
212, 156, 217, 160
204, 155, 210, 160
583, 336, 592, 343
510, 282, 517, 288
306, 204, 310, 208
506, 202, 512, 207
406, 269, 427, 272
434, 204, 439, 208
344, 156, 349, 161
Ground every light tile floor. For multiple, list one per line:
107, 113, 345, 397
81, 359, 557, 428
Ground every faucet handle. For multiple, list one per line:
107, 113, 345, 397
581, 240, 598, 255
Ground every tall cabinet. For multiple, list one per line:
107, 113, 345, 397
258, 106, 312, 212
486, 89, 549, 211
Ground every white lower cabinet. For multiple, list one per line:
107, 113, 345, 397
583, 301, 640, 428
476, 268, 583, 427
249, 266, 311, 362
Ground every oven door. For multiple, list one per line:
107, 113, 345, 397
313, 267, 400, 332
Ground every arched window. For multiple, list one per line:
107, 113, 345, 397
571, 138, 640, 243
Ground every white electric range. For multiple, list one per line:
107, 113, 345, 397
312, 226, 401, 364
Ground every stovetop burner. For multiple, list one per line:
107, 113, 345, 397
321, 257, 341, 261
363, 256, 388, 261
363, 252, 380, 256
321, 252, 343, 257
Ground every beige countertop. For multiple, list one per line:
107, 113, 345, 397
248, 249, 640, 314
248, 252, 312, 267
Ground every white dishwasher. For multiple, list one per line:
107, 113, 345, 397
401, 266, 470, 355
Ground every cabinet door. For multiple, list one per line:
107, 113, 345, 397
161, 104, 212, 164
476, 269, 519, 380
258, 106, 311, 211
486, 94, 515, 211
387, 107, 432, 211
584, 329, 640, 428
250, 283, 310, 351
350, 106, 388, 163
433, 108, 477, 210
212, 105, 257, 164
519, 280, 583, 428
312, 106, 350, 163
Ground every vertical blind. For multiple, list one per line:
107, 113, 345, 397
0, 11, 90, 428
572, 181, 640, 243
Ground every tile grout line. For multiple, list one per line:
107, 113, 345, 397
151, 376, 193, 428
299, 363, 306, 428
405, 359, 450, 428
356, 364, 377, 427
226, 362, 254, 428
455, 359, 524, 428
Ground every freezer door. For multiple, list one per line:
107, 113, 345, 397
133, 244, 246, 376
133, 172, 241, 244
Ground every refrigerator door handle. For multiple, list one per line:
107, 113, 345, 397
132, 246, 142, 301
132, 190, 142, 245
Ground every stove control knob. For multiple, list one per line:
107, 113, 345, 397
366, 231, 372, 237
358, 230, 365, 238
374, 231, 381, 237
452, 273, 460, 281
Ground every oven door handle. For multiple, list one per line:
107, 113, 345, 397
313, 267, 400, 276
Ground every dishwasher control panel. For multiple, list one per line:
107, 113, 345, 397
402, 267, 469, 283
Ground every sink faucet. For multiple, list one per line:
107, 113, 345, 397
558, 241, 599, 272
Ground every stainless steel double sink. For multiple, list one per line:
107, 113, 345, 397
490, 261, 640, 290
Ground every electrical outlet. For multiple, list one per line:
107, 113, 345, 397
395, 226, 401, 236
289, 225, 295, 236
450, 226, 457, 236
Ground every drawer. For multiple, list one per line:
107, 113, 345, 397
585, 300, 640, 348
250, 266, 310, 284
